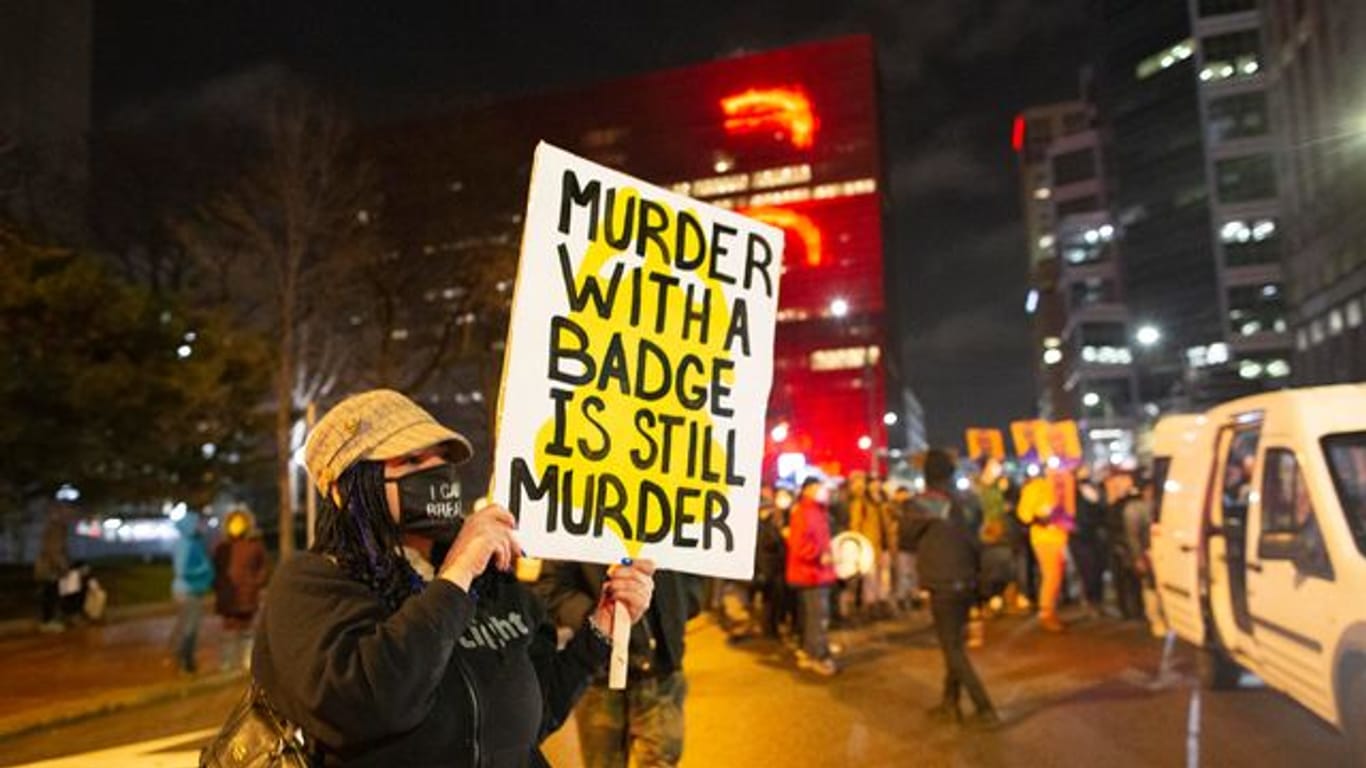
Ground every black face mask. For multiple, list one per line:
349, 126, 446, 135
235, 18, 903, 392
389, 463, 464, 535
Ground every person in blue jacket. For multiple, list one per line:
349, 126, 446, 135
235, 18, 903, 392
170, 510, 215, 674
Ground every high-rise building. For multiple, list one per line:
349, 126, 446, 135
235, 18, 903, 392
366, 35, 907, 486
1261, 0, 1366, 382
1015, 97, 1140, 462
1188, 0, 1294, 384
1013, 101, 1092, 421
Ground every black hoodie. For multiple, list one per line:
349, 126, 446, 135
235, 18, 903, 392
252, 552, 609, 767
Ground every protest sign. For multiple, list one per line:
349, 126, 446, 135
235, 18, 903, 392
964, 428, 1006, 461
1010, 420, 1046, 460
492, 143, 784, 581
1034, 419, 1083, 463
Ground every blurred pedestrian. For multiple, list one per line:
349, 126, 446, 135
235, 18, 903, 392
754, 488, 789, 638
538, 563, 701, 768
974, 459, 1014, 615
848, 471, 893, 619
244, 389, 655, 765
1017, 469, 1074, 633
889, 484, 922, 610
902, 448, 999, 727
34, 503, 70, 632
787, 477, 838, 676
212, 507, 269, 672
1070, 464, 1108, 618
169, 510, 215, 674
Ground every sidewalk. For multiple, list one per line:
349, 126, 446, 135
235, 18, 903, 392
0, 603, 245, 741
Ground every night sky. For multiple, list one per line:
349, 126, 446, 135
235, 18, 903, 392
94, 1, 1088, 446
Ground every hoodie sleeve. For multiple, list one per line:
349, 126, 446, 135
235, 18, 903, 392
256, 554, 476, 750
524, 587, 610, 741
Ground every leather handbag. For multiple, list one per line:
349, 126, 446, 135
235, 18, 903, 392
200, 683, 317, 768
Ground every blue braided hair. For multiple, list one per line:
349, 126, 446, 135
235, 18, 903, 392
311, 460, 424, 613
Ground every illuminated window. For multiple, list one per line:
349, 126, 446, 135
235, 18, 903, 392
809, 346, 881, 372
1199, 30, 1262, 81
751, 164, 812, 190
1221, 217, 1279, 266
691, 172, 750, 198
748, 187, 812, 207
720, 87, 818, 149
1228, 283, 1286, 336
1347, 299, 1363, 329
1136, 38, 1195, 80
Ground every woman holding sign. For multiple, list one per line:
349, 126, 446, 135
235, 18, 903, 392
248, 389, 655, 767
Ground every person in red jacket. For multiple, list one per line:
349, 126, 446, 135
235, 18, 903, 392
786, 477, 838, 676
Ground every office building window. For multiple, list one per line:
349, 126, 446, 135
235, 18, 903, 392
1216, 155, 1277, 203
1220, 218, 1279, 266
1069, 278, 1116, 309
1052, 148, 1097, 186
1200, 30, 1263, 80
1208, 91, 1269, 142
1228, 283, 1287, 336
1198, 0, 1257, 16
1056, 196, 1101, 218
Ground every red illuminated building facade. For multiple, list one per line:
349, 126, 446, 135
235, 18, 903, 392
367, 35, 908, 482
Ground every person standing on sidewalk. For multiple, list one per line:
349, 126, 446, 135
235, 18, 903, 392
787, 477, 838, 676
211, 507, 269, 672
251, 389, 656, 765
901, 448, 999, 727
34, 502, 70, 632
169, 510, 215, 674
537, 562, 701, 768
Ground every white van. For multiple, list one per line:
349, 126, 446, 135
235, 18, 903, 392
1149, 384, 1366, 756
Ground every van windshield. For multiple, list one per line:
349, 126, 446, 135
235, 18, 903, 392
1323, 432, 1366, 557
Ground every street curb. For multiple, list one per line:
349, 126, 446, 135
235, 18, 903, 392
0, 669, 245, 744
0, 601, 183, 639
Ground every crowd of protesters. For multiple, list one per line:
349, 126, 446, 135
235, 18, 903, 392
730, 446, 1165, 695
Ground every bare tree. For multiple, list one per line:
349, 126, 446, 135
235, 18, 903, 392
177, 88, 372, 557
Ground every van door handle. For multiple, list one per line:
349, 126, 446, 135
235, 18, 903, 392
1179, 544, 1196, 553
1247, 562, 1263, 573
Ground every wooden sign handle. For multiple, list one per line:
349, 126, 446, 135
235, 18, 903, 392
608, 600, 630, 690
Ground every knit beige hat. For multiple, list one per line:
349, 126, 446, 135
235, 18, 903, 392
304, 389, 473, 494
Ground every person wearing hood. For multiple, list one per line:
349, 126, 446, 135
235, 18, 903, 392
169, 510, 215, 674
900, 449, 999, 728
212, 507, 269, 671
249, 389, 656, 767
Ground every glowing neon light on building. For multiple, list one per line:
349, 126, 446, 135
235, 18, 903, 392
742, 206, 823, 266
720, 87, 819, 149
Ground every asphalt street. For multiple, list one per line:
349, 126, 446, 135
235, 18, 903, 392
0, 609, 1354, 767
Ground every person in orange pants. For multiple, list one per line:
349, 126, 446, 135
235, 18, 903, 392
1016, 470, 1075, 632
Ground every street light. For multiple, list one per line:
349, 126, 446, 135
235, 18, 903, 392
1083, 392, 1101, 408
1136, 324, 1162, 347
858, 435, 872, 451
829, 297, 849, 318
883, 411, 898, 426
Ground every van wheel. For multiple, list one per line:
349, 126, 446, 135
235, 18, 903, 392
1200, 646, 1242, 690
1344, 665, 1366, 765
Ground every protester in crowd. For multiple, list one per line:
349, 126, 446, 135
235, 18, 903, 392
169, 510, 215, 674
1016, 468, 1074, 633
889, 484, 922, 611
754, 488, 790, 639
34, 503, 70, 633
902, 448, 999, 727
772, 487, 800, 637
787, 477, 838, 676
252, 389, 656, 765
538, 562, 700, 768
1003, 474, 1035, 614
1070, 464, 1108, 618
973, 458, 1014, 615
848, 471, 894, 619
212, 507, 269, 672
1120, 474, 1165, 633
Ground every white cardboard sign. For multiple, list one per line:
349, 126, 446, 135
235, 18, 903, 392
492, 143, 783, 580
